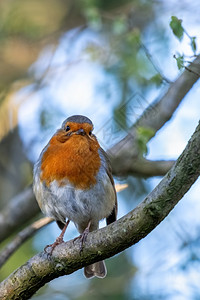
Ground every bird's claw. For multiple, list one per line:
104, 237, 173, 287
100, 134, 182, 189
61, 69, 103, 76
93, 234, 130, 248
73, 227, 90, 253
44, 236, 64, 258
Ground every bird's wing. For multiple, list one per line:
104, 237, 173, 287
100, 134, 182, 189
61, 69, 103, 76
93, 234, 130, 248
99, 147, 117, 225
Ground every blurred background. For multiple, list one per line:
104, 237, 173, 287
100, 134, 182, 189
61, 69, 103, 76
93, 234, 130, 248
0, 0, 200, 299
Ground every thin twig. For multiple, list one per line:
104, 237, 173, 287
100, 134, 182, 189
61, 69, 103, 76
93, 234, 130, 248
140, 42, 172, 83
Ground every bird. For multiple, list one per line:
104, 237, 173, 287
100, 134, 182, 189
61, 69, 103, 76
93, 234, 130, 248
33, 115, 117, 278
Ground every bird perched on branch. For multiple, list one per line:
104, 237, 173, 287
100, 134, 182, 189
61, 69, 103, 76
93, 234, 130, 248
33, 115, 117, 278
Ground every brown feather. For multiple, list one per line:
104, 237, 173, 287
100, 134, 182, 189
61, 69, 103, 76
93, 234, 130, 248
99, 147, 117, 225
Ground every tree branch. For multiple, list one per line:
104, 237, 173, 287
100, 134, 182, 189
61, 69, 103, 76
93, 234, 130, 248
0, 188, 39, 243
140, 42, 172, 83
112, 158, 175, 177
0, 217, 53, 268
1, 121, 200, 300
109, 55, 200, 161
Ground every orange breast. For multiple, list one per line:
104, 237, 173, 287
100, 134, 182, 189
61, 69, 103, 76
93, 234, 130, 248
40, 134, 101, 189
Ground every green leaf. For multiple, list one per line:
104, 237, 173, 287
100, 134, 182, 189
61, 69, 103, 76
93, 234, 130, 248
170, 16, 184, 41
174, 53, 184, 70
149, 74, 163, 87
137, 126, 155, 156
191, 37, 197, 54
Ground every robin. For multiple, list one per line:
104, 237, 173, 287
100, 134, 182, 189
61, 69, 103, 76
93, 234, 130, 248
33, 115, 117, 278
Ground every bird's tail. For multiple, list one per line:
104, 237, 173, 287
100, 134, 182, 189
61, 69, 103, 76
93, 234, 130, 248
84, 260, 107, 279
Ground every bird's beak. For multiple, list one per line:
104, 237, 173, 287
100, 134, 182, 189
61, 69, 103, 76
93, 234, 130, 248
76, 128, 86, 136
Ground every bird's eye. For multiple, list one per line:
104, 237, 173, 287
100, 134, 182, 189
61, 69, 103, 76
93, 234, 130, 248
89, 131, 92, 136
65, 125, 70, 131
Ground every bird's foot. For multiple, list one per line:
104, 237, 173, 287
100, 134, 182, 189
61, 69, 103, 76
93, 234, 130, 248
44, 236, 64, 257
73, 221, 91, 253
44, 220, 70, 257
